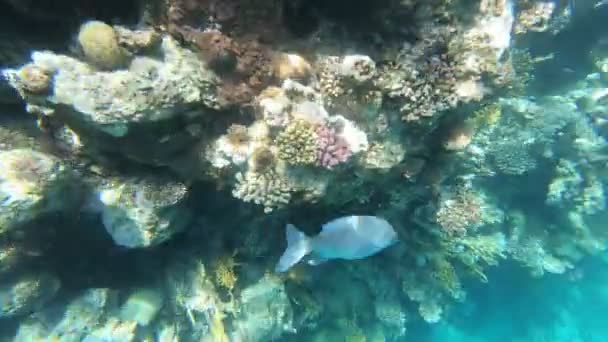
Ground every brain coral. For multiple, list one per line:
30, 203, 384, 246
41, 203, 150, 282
78, 21, 127, 70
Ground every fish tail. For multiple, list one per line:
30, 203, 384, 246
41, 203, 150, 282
275, 224, 312, 273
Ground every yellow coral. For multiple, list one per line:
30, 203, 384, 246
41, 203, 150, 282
445, 233, 507, 282
213, 254, 239, 292
78, 21, 127, 70
209, 310, 229, 342
469, 103, 502, 128
275, 119, 318, 165
431, 258, 462, 299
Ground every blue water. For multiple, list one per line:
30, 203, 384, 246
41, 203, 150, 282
1, 1, 608, 341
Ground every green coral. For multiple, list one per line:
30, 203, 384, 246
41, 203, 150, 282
77, 21, 127, 70
444, 233, 507, 283
431, 258, 463, 299
276, 120, 318, 165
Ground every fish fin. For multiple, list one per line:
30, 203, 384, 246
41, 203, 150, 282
307, 255, 328, 266
321, 216, 357, 233
275, 224, 312, 273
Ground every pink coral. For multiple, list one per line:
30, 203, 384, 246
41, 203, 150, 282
315, 124, 352, 169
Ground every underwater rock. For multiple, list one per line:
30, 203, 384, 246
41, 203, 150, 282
82, 318, 138, 342
2, 29, 221, 164
0, 148, 81, 235
93, 176, 191, 248
231, 275, 294, 341
14, 288, 114, 340
0, 272, 60, 318
119, 288, 164, 326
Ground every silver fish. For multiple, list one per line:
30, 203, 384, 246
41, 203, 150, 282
275, 215, 399, 272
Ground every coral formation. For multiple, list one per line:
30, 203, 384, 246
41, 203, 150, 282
315, 123, 352, 169
77, 21, 128, 70
276, 119, 318, 166
232, 171, 292, 213
95, 175, 190, 248
0, 0, 606, 340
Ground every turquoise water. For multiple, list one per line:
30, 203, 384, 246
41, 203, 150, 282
0, 0, 608, 341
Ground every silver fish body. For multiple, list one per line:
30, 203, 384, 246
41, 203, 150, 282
275, 215, 398, 272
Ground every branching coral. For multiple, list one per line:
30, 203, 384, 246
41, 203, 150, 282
436, 187, 483, 236
445, 233, 507, 282
232, 171, 292, 213
378, 51, 459, 123
276, 120, 318, 165
431, 258, 464, 300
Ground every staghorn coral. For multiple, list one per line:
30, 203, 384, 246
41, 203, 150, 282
276, 119, 318, 166
232, 171, 292, 213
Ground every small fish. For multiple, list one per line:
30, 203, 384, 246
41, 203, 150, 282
595, 0, 608, 8
275, 215, 399, 272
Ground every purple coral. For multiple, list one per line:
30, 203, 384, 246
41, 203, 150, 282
315, 124, 352, 169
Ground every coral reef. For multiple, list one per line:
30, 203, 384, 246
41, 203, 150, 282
0, 0, 606, 340
276, 119, 318, 166
94, 175, 190, 248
